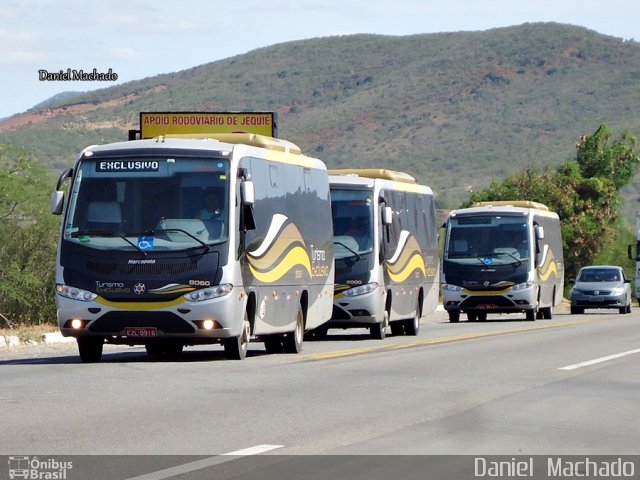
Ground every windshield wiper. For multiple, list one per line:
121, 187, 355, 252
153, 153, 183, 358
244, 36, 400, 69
71, 229, 147, 256
149, 228, 209, 249
334, 241, 360, 261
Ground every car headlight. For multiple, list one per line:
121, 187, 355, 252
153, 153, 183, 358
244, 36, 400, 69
570, 288, 582, 296
441, 283, 463, 292
610, 287, 625, 296
343, 282, 378, 297
511, 280, 534, 291
56, 284, 98, 302
185, 284, 233, 302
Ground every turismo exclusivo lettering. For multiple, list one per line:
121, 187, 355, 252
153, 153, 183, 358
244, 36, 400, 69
38, 68, 118, 81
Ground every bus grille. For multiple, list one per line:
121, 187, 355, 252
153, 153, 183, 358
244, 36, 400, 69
86, 261, 198, 277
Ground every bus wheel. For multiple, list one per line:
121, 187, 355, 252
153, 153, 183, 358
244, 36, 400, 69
404, 302, 420, 336
448, 311, 460, 323
283, 303, 304, 354
371, 311, 388, 340
224, 312, 250, 360
77, 337, 104, 363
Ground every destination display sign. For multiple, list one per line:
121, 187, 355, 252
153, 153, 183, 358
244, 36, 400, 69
139, 112, 277, 138
96, 160, 160, 173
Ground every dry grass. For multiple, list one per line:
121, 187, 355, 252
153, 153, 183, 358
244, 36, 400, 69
0, 323, 58, 344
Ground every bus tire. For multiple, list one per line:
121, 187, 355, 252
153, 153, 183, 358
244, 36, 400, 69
404, 301, 421, 336
78, 337, 103, 363
371, 311, 388, 340
283, 303, 304, 354
224, 311, 250, 360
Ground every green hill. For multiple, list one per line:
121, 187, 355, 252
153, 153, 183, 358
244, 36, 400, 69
2, 22, 640, 209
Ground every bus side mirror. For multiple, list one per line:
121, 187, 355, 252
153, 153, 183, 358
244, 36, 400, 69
535, 225, 545, 240
51, 191, 64, 215
382, 206, 393, 225
241, 180, 255, 206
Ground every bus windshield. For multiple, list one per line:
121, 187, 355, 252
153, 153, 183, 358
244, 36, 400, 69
445, 215, 530, 266
331, 188, 374, 259
64, 156, 230, 251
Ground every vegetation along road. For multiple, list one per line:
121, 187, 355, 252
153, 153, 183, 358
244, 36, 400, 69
1, 307, 638, 476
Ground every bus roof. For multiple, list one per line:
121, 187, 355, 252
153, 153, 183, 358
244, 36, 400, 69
328, 168, 416, 184
472, 200, 549, 211
162, 133, 302, 154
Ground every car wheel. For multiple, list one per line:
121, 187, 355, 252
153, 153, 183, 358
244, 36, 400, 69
448, 311, 460, 323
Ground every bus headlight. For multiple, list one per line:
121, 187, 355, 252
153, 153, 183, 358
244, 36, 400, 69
343, 282, 378, 297
56, 284, 98, 302
511, 280, 534, 291
185, 284, 233, 302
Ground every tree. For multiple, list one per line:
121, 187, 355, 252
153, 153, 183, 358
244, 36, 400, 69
0, 144, 58, 325
466, 125, 640, 281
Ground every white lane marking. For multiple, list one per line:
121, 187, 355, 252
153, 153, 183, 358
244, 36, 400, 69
558, 348, 640, 371
222, 444, 284, 456
125, 444, 283, 480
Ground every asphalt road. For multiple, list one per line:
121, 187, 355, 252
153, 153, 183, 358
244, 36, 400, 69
1, 307, 638, 479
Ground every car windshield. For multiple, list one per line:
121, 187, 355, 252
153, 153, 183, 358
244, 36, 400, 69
578, 268, 621, 282
64, 156, 230, 251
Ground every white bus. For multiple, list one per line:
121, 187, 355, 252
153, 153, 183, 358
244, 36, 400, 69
325, 169, 439, 339
627, 209, 640, 306
441, 201, 564, 322
51, 113, 334, 362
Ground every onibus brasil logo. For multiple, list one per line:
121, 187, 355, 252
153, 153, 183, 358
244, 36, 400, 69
8, 456, 73, 479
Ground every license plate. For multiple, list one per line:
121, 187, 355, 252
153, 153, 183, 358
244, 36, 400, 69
477, 304, 498, 310
125, 327, 157, 337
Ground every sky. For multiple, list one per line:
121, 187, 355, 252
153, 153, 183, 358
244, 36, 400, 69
1, 0, 638, 119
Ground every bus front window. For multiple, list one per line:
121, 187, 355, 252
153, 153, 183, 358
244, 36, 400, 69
64, 157, 230, 250
331, 189, 373, 259
446, 215, 530, 265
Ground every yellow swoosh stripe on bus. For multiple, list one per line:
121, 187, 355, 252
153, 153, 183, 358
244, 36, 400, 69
538, 258, 558, 281
387, 253, 427, 282
248, 245, 312, 283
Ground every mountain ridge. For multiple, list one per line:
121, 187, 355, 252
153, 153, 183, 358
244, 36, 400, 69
1, 22, 639, 208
